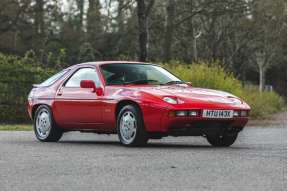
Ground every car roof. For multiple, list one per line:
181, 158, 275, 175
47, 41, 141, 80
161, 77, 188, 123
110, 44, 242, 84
71, 61, 148, 68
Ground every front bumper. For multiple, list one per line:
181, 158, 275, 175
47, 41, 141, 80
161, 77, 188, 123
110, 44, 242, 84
163, 114, 248, 129
142, 104, 249, 134
162, 115, 248, 136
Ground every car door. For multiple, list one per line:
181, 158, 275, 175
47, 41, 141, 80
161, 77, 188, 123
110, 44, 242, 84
53, 67, 103, 129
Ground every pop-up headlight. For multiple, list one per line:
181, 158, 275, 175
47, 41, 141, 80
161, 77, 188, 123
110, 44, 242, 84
163, 97, 178, 104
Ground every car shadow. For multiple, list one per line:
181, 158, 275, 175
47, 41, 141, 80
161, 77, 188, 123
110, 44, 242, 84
59, 140, 121, 146
58, 140, 249, 150
143, 142, 249, 150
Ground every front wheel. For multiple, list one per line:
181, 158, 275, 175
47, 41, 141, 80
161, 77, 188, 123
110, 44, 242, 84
117, 105, 148, 146
206, 132, 238, 147
34, 105, 63, 142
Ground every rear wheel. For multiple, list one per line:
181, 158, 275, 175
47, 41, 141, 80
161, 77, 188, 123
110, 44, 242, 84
34, 105, 63, 142
117, 105, 148, 146
206, 132, 238, 147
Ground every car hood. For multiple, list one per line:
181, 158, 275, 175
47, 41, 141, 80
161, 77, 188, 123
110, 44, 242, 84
135, 85, 244, 105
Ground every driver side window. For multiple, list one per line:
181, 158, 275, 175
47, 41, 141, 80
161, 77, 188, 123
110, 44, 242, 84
65, 68, 101, 87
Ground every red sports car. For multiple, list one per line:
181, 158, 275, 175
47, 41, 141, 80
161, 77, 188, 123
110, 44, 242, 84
28, 61, 250, 147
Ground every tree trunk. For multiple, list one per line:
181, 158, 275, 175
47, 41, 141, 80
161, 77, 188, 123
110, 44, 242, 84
76, 0, 85, 31
87, 0, 102, 40
117, 0, 125, 32
193, 27, 198, 62
136, 0, 148, 62
256, 51, 267, 92
136, 0, 154, 62
259, 66, 265, 92
35, 0, 44, 34
163, 0, 175, 62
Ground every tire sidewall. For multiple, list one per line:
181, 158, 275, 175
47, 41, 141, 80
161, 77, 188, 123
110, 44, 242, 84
207, 133, 238, 147
117, 105, 146, 146
34, 105, 61, 142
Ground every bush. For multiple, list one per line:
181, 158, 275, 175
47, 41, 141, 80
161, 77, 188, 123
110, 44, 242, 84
162, 61, 285, 118
163, 61, 243, 96
0, 53, 55, 123
242, 90, 285, 118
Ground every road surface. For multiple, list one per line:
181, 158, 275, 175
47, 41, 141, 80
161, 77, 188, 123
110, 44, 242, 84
0, 126, 287, 191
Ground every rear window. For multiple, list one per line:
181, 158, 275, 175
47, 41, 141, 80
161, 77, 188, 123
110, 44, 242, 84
40, 70, 68, 86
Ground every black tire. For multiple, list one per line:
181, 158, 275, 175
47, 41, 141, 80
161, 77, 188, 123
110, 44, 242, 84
33, 105, 63, 142
206, 132, 238, 147
117, 105, 148, 146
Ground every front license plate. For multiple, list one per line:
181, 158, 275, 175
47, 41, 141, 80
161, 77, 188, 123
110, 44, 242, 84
202, 110, 233, 119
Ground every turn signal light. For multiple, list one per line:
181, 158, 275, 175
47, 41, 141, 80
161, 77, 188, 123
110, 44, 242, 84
233, 111, 240, 117
233, 110, 249, 117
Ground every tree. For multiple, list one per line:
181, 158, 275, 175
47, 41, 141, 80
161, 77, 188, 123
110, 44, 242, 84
0, 0, 29, 35
249, 0, 286, 92
75, 0, 85, 31
136, 0, 154, 61
163, 0, 176, 62
34, 0, 45, 35
78, 42, 96, 62
87, 0, 103, 42
1, 0, 287, 96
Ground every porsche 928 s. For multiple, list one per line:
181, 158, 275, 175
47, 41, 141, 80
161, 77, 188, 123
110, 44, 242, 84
28, 62, 250, 147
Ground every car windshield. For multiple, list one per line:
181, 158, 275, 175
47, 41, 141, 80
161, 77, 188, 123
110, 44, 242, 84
100, 64, 183, 85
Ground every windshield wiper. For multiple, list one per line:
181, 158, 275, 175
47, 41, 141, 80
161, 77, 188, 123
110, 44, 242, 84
124, 79, 159, 85
163, 81, 186, 85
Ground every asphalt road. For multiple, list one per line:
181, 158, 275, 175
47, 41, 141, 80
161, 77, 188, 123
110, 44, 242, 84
0, 126, 287, 191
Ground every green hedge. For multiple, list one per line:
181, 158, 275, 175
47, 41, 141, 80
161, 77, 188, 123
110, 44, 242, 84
242, 90, 284, 118
163, 61, 285, 118
0, 53, 54, 123
0, 55, 284, 123
163, 62, 243, 96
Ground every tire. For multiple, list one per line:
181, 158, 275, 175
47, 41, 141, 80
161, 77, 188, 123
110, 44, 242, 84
206, 132, 238, 147
33, 105, 63, 142
117, 105, 148, 146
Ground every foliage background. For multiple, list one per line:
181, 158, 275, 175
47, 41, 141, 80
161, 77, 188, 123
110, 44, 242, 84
0, 53, 284, 123
0, 53, 54, 122
164, 62, 284, 118
0, 0, 287, 95
0, 0, 286, 122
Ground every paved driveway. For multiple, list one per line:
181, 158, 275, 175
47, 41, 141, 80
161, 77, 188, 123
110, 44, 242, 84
0, 127, 286, 191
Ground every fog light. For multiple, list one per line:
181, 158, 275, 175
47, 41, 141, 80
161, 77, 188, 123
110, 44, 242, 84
233, 111, 240, 117
175, 111, 187, 117
189, 110, 198, 117
241, 110, 248, 117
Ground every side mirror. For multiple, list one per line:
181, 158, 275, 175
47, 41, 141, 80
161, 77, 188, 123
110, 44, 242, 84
80, 80, 96, 91
80, 80, 104, 96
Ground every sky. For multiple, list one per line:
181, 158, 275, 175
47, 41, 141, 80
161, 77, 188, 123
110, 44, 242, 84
61, 0, 117, 15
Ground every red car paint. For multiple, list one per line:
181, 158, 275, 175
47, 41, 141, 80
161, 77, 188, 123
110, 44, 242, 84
28, 61, 250, 135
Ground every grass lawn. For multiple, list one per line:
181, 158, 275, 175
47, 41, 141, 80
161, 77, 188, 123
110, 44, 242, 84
0, 124, 33, 131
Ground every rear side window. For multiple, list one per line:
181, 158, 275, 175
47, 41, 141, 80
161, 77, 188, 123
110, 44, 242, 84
40, 70, 68, 86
